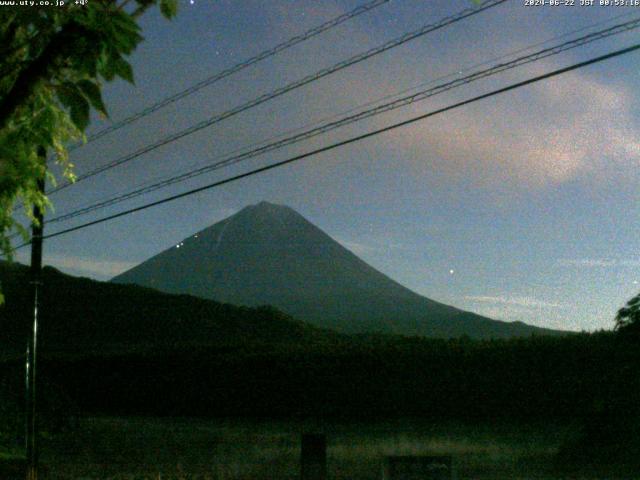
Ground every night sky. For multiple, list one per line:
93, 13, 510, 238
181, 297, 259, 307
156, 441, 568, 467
14, 0, 640, 332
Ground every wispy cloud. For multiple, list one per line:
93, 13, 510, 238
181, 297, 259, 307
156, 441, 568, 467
462, 294, 576, 330
464, 295, 566, 309
558, 258, 640, 268
468, 302, 580, 331
44, 254, 137, 280
337, 238, 378, 256
335, 234, 405, 257
387, 63, 639, 191
255, 2, 640, 195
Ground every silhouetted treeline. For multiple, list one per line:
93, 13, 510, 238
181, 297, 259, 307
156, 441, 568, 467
3, 260, 638, 458
0, 261, 344, 358
1, 331, 630, 423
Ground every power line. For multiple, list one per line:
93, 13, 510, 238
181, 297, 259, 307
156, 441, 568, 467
85, 9, 633, 207
48, 0, 508, 194
46, 16, 640, 225
38, 8, 637, 218
72, 0, 392, 147
11, 41, 637, 251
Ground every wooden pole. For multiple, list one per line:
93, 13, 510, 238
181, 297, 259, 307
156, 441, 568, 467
25, 147, 45, 480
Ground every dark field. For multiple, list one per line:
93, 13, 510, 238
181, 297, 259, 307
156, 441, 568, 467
2, 330, 639, 479
0, 416, 623, 480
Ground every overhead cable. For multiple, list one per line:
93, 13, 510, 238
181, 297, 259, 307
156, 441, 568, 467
75, 0, 391, 146
47, 16, 640, 225
9, 41, 635, 250
49, 0, 508, 194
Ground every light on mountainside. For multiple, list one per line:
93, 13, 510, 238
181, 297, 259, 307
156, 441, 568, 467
112, 202, 566, 339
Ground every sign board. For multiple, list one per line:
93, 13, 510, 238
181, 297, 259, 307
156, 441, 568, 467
382, 455, 455, 480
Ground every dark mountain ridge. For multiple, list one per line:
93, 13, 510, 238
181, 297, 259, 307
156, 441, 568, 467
113, 201, 564, 339
0, 260, 341, 357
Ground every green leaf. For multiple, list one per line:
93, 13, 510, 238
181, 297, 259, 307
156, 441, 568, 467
111, 10, 142, 35
160, 0, 178, 19
112, 29, 143, 55
110, 12, 143, 54
76, 80, 107, 116
98, 49, 134, 84
97, 48, 116, 81
112, 56, 134, 84
56, 83, 83, 111
57, 83, 90, 131
77, 50, 98, 77
71, 37, 102, 77
70, 99, 90, 132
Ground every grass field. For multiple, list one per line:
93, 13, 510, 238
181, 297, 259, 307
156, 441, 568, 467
2, 416, 621, 479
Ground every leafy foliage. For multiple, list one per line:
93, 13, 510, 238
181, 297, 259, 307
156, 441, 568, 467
0, 0, 178, 264
614, 291, 640, 336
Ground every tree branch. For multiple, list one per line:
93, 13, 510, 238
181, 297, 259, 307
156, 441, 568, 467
131, 1, 154, 18
0, 21, 90, 132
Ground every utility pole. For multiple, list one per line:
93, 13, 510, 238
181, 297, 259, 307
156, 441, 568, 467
25, 146, 45, 480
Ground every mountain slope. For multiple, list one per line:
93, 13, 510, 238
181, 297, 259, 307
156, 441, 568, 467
0, 260, 340, 356
113, 202, 563, 339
